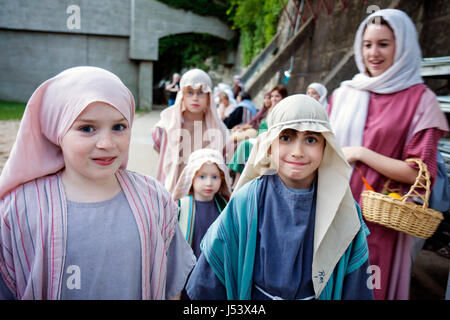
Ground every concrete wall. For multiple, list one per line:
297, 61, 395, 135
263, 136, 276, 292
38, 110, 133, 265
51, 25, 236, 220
0, 30, 138, 102
0, 0, 234, 108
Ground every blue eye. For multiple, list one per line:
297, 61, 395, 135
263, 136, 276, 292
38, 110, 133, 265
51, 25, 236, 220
212, 176, 218, 180
279, 135, 291, 142
113, 124, 126, 131
199, 175, 206, 179
80, 125, 94, 133
306, 136, 318, 144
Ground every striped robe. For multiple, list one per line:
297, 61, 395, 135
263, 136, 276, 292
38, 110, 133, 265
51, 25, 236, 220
0, 170, 178, 300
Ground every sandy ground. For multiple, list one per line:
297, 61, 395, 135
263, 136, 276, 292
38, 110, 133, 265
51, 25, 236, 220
0, 110, 162, 177
0, 120, 21, 173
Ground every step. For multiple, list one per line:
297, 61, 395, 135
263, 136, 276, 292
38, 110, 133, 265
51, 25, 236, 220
421, 56, 450, 77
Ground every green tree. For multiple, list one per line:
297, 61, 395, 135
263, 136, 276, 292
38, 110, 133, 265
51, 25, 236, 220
227, 0, 283, 65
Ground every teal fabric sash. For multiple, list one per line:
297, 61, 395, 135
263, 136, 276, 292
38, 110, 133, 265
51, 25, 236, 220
178, 194, 228, 246
200, 178, 370, 300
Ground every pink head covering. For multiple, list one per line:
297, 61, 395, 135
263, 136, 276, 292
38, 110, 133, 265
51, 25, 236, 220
0, 66, 135, 198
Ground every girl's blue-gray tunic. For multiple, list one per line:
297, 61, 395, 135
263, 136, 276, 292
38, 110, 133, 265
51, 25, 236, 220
192, 200, 220, 259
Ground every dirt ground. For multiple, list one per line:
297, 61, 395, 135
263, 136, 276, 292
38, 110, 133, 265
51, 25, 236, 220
0, 120, 20, 173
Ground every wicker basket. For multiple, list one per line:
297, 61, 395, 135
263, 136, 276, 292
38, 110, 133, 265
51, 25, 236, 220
361, 158, 444, 239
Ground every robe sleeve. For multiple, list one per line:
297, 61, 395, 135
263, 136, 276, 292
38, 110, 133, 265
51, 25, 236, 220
151, 127, 164, 153
165, 223, 197, 299
403, 128, 444, 187
185, 253, 227, 300
341, 258, 374, 300
0, 194, 17, 299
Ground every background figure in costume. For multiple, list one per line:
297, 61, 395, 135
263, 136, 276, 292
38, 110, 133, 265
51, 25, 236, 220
223, 91, 258, 130
228, 85, 288, 189
217, 91, 237, 121
0, 66, 196, 300
152, 68, 230, 194
186, 94, 373, 300
173, 148, 232, 259
327, 9, 448, 300
306, 83, 328, 108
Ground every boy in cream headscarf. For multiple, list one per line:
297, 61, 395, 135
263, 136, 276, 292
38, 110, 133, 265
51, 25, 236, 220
186, 94, 373, 300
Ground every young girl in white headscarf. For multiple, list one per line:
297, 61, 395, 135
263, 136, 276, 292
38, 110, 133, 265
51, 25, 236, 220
0, 66, 196, 300
327, 9, 448, 300
306, 82, 328, 108
185, 94, 373, 300
152, 69, 230, 194
172, 148, 232, 259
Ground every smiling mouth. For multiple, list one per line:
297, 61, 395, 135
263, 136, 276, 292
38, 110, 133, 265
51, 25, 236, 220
285, 160, 308, 167
92, 157, 117, 166
369, 60, 384, 67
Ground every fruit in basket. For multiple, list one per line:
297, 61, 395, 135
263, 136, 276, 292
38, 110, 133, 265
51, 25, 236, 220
388, 192, 402, 199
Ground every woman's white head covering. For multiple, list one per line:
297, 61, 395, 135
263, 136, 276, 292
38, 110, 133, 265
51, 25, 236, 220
234, 94, 362, 296
307, 82, 328, 107
329, 9, 423, 148
172, 148, 232, 201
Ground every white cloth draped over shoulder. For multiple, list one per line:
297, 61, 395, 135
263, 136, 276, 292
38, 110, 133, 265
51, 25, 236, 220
329, 9, 424, 148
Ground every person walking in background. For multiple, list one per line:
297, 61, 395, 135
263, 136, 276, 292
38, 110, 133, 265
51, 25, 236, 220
327, 9, 448, 300
152, 69, 230, 194
0, 66, 196, 300
186, 95, 373, 300
165, 73, 180, 107
306, 82, 328, 108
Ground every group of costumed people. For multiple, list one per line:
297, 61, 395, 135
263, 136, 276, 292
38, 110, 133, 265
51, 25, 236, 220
0, 8, 448, 300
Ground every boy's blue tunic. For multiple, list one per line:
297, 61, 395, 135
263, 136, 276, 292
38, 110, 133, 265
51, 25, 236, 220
186, 175, 373, 300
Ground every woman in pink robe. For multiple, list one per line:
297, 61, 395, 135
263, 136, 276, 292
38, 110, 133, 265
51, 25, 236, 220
328, 9, 448, 300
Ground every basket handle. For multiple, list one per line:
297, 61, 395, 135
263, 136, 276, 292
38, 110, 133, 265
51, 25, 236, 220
401, 158, 431, 209
358, 158, 431, 209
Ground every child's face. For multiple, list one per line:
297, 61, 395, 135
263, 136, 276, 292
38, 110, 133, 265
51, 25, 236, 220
60, 102, 130, 183
269, 129, 325, 189
183, 86, 209, 115
270, 90, 283, 108
192, 162, 222, 201
306, 88, 321, 102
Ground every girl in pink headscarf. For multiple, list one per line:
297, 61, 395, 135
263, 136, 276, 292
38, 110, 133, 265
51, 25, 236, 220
152, 69, 230, 194
0, 66, 195, 300
328, 9, 448, 300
